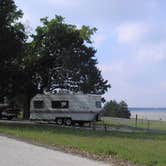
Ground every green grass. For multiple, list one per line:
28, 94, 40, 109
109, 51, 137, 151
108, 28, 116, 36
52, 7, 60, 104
100, 117, 166, 131
0, 124, 166, 166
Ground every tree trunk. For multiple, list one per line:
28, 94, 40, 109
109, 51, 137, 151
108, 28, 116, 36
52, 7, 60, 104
23, 99, 30, 120
14, 94, 31, 120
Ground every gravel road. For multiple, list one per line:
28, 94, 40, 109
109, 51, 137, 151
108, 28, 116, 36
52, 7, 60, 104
0, 136, 110, 166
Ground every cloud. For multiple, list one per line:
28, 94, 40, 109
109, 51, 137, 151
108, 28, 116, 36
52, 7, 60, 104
99, 60, 126, 74
136, 42, 166, 63
115, 20, 166, 63
101, 58, 166, 107
46, 0, 80, 7
116, 22, 149, 44
93, 33, 107, 47
99, 65, 112, 73
160, 81, 166, 91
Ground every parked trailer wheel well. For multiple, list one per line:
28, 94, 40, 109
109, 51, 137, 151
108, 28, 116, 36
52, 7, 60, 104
55, 117, 72, 126
64, 118, 72, 126
55, 118, 64, 125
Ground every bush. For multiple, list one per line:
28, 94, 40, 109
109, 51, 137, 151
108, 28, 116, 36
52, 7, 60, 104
102, 100, 131, 118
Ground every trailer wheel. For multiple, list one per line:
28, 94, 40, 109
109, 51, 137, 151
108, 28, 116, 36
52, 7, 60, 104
65, 118, 72, 126
56, 118, 63, 125
7, 116, 13, 120
79, 122, 84, 127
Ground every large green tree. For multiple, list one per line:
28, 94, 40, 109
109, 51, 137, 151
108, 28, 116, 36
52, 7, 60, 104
0, 0, 37, 119
29, 16, 110, 95
0, 0, 26, 99
21, 16, 110, 118
102, 100, 131, 119
0, 2, 110, 119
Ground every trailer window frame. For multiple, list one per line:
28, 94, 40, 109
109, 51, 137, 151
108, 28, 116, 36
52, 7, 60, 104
51, 100, 69, 109
96, 101, 101, 108
33, 100, 44, 109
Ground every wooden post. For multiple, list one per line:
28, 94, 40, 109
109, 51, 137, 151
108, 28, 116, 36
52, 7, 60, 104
135, 114, 138, 128
89, 122, 91, 128
104, 124, 107, 132
92, 121, 96, 131
147, 120, 150, 130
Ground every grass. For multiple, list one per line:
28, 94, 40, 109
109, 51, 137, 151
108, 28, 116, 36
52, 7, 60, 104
100, 117, 166, 131
0, 123, 166, 166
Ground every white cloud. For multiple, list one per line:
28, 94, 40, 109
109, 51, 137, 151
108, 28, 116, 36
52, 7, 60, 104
99, 61, 126, 74
116, 22, 148, 44
99, 65, 112, 73
115, 21, 166, 64
160, 81, 166, 91
93, 33, 107, 47
136, 42, 166, 63
46, 0, 80, 7
101, 59, 166, 107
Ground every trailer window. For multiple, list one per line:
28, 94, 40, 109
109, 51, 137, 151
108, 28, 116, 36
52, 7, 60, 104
96, 101, 101, 108
52, 101, 69, 109
33, 101, 44, 109
0, 98, 4, 104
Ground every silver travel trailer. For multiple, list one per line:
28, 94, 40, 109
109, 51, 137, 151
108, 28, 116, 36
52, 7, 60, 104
30, 93, 102, 125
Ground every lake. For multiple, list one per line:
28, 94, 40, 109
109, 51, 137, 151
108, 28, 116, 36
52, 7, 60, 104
129, 108, 166, 121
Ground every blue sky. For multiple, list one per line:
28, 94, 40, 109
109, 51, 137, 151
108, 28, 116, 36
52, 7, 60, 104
15, 0, 166, 107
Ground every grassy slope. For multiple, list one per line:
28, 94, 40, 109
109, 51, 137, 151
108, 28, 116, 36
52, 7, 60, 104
0, 124, 166, 166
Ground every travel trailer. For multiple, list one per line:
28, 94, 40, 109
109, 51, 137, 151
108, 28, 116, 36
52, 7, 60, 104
30, 93, 102, 125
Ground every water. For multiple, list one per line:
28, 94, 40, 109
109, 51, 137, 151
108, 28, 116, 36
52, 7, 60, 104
129, 108, 166, 121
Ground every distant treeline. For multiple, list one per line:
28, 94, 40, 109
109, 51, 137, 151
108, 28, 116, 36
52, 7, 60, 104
102, 100, 131, 119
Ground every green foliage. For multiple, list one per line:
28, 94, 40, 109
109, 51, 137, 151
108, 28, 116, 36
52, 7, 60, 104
103, 100, 131, 118
30, 15, 110, 94
79, 25, 97, 44
0, 0, 27, 98
0, 2, 110, 118
0, 0, 38, 119
0, 0, 23, 26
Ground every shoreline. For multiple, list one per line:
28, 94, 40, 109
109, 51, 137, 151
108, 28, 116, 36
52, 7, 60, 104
131, 111, 166, 121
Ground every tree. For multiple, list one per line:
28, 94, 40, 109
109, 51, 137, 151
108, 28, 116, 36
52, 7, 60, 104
0, 0, 37, 119
29, 16, 110, 95
18, 15, 110, 119
102, 100, 131, 118
0, 0, 26, 101
119, 101, 131, 118
0, 6, 110, 119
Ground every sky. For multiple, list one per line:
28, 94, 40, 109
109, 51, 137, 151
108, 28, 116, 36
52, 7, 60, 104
15, 0, 166, 107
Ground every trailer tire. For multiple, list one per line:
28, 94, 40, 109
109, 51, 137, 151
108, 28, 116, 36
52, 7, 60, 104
56, 118, 63, 125
79, 122, 84, 127
7, 116, 13, 120
65, 118, 72, 126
